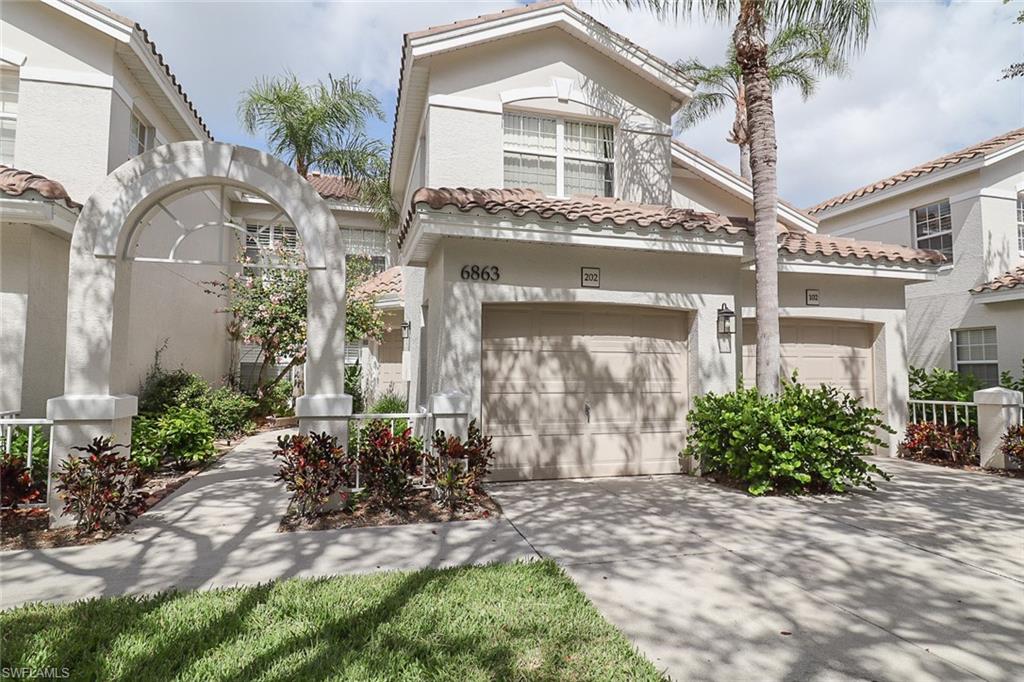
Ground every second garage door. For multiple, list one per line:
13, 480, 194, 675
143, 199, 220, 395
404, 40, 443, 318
743, 318, 876, 403
482, 304, 688, 481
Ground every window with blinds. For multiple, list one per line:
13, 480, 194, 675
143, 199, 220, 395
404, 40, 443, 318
503, 112, 614, 198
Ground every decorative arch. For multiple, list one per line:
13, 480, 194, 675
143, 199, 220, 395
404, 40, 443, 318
48, 142, 350, 494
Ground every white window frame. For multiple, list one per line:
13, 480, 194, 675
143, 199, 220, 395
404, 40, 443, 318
952, 327, 999, 387
1016, 191, 1024, 255
502, 111, 615, 198
129, 112, 154, 157
911, 199, 953, 261
0, 65, 19, 165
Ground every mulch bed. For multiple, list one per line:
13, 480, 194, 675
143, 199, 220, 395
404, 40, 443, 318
899, 455, 1024, 479
0, 441, 237, 551
278, 489, 502, 533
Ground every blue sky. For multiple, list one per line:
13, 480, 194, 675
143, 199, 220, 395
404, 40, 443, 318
106, 0, 1023, 207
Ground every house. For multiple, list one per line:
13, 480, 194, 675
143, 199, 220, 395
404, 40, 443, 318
811, 129, 1024, 386
0, 0, 391, 417
388, 0, 942, 480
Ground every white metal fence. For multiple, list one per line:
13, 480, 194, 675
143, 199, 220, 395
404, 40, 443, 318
0, 416, 54, 508
908, 399, 978, 427
346, 411, 433, 491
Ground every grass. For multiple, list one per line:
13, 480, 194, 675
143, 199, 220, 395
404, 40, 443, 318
0, 560, 662, 681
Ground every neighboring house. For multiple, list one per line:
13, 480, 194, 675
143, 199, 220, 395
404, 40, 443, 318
0, 0, 391, 417
389, 0, 942, 480
811, 129, 1024, 385
351, 267, 406, 404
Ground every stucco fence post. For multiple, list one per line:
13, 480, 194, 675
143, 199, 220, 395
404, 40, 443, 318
429, 391, 470, 441
973, 387, 1023, 469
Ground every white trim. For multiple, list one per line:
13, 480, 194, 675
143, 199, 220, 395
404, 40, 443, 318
41, 0, 132, 42
19, 66, 112, 89
671, 143, 818, 233
0, 197, 78, 236
770, 258, 936, 281
984, 139, 1024, 166
428, 94, 502, 114
0, 47, 28, 67
126, 32, 209, 140
972, 287, 1024, 303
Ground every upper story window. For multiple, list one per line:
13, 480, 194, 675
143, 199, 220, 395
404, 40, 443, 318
503, 112, 614, 198
0, 66, 19, 165
1016, 191, 1024, 255
129, 112, 154, 157
912, 199, 952, 261
953, 327, 998, 387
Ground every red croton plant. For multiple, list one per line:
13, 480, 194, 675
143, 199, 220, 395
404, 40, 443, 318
55, 437, 144, 532
899, 422, 979, 465
273, 432, 354, 520
0, 455, 41, 509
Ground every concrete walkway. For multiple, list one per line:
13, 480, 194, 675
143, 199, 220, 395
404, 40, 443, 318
489, 461, 1024, 682
0, 430, 534, 608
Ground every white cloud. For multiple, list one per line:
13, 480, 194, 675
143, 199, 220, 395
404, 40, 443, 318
107, 0, 1022, 207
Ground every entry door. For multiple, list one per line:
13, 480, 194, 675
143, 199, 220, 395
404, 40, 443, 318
482, 304, 688, 481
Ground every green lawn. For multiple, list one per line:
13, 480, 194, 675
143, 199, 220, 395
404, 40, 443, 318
1, 560, 662, 681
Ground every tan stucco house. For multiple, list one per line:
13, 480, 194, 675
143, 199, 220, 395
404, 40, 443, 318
812, 129, 1024, 386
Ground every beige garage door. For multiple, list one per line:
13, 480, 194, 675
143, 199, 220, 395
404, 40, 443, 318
482, 304, 688, 481
743, 319, 876, 403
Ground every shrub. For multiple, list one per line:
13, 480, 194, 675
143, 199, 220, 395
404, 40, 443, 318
426, 420, 496, 510
55, 437, 143, 532
130, 415, 163, 471
274, 432, 354, 519
206, 386, 257, 440
369, 393, 407, 414
345, 364, 365, 415
1, 453, 42, 508
1000, 359, 1024, 393
138, 365, 210, 415
255, 380, 294, 418
900, 422, 979, 464
684, 380, 893, 496
1001, 424, 1024, 467
360, 423, 422, 508
909, 366, 981, 402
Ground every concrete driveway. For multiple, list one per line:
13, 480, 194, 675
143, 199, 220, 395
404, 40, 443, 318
487, 460, 1023, 682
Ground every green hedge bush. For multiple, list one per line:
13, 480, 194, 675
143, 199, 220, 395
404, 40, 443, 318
206, 387, 257, 440
684, 380, 893, 496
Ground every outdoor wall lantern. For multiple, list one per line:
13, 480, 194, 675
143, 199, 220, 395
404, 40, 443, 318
401, 321, 411, 342
717, 303, 736, 335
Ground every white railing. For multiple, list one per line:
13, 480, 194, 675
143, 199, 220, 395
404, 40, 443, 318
0, 416, 54, 507
347, 411, 434, 490
908, 399, 978, 427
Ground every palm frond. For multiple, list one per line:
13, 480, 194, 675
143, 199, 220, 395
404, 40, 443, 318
765, 0, 874, 59
677, 91, 732, 129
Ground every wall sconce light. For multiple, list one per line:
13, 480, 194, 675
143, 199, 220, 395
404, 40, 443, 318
717, 303, 736, 335
401, 321, 411, 342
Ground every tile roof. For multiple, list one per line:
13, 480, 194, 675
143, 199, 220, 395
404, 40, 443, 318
0, 165, 82, 209
306, 173, 361, 202
809, 127, 1024, 214
404, 187, 944, 267
970, 266, 1024, 294
78, 0, 212, 140
352, 267, 403, 301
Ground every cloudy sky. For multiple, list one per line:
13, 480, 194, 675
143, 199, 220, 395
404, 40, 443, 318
106, 0, 1022, 208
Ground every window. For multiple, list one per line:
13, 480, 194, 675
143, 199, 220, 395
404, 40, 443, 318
0, 66, 18, 165
503, 112, 614, 197
912, 199, 952, 260
245, 222, 299, 265
953, 327, 998, 387
1016, 191, 1024, 254
129, 113, 154, 156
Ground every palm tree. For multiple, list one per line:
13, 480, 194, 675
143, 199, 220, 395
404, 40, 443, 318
677, 22, 846, 179
617, 0, 873, 393
239, 73, 397, 227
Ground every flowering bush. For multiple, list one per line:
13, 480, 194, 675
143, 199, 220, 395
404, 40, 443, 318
359, 423, 423, 509
274, 432, 354, 519
1000, 424, 1024, 467
55, 437, 143, 532
685, 380, 892, 495
899, 422, 979, 465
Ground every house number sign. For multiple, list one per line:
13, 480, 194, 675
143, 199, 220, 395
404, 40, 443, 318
460, 265, 500, 281
805, 289, 820, 306
581, 267, 601, 288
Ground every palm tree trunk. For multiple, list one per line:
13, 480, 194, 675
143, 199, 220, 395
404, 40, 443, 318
739, 143, 752, 181
734, 0, 781, 394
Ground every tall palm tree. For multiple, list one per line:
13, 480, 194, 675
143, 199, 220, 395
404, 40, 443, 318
678, 22, 846, 179
617, 0, 873, 393
239, 73, 397, 227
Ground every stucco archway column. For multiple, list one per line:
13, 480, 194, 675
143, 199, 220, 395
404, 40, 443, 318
46, 142, 350, 525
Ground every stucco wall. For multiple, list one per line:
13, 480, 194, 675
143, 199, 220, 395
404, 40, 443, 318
671, 173, 753, 217
422, 27, 674, 204
0, 222, 70, 417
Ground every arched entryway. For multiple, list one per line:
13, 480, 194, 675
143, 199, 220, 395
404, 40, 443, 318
46, 142, 352, 523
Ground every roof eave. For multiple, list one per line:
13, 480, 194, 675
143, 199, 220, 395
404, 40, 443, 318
971, 287, 1024, 303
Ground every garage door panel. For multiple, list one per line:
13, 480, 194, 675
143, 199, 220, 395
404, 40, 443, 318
483, 304, 688, 480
